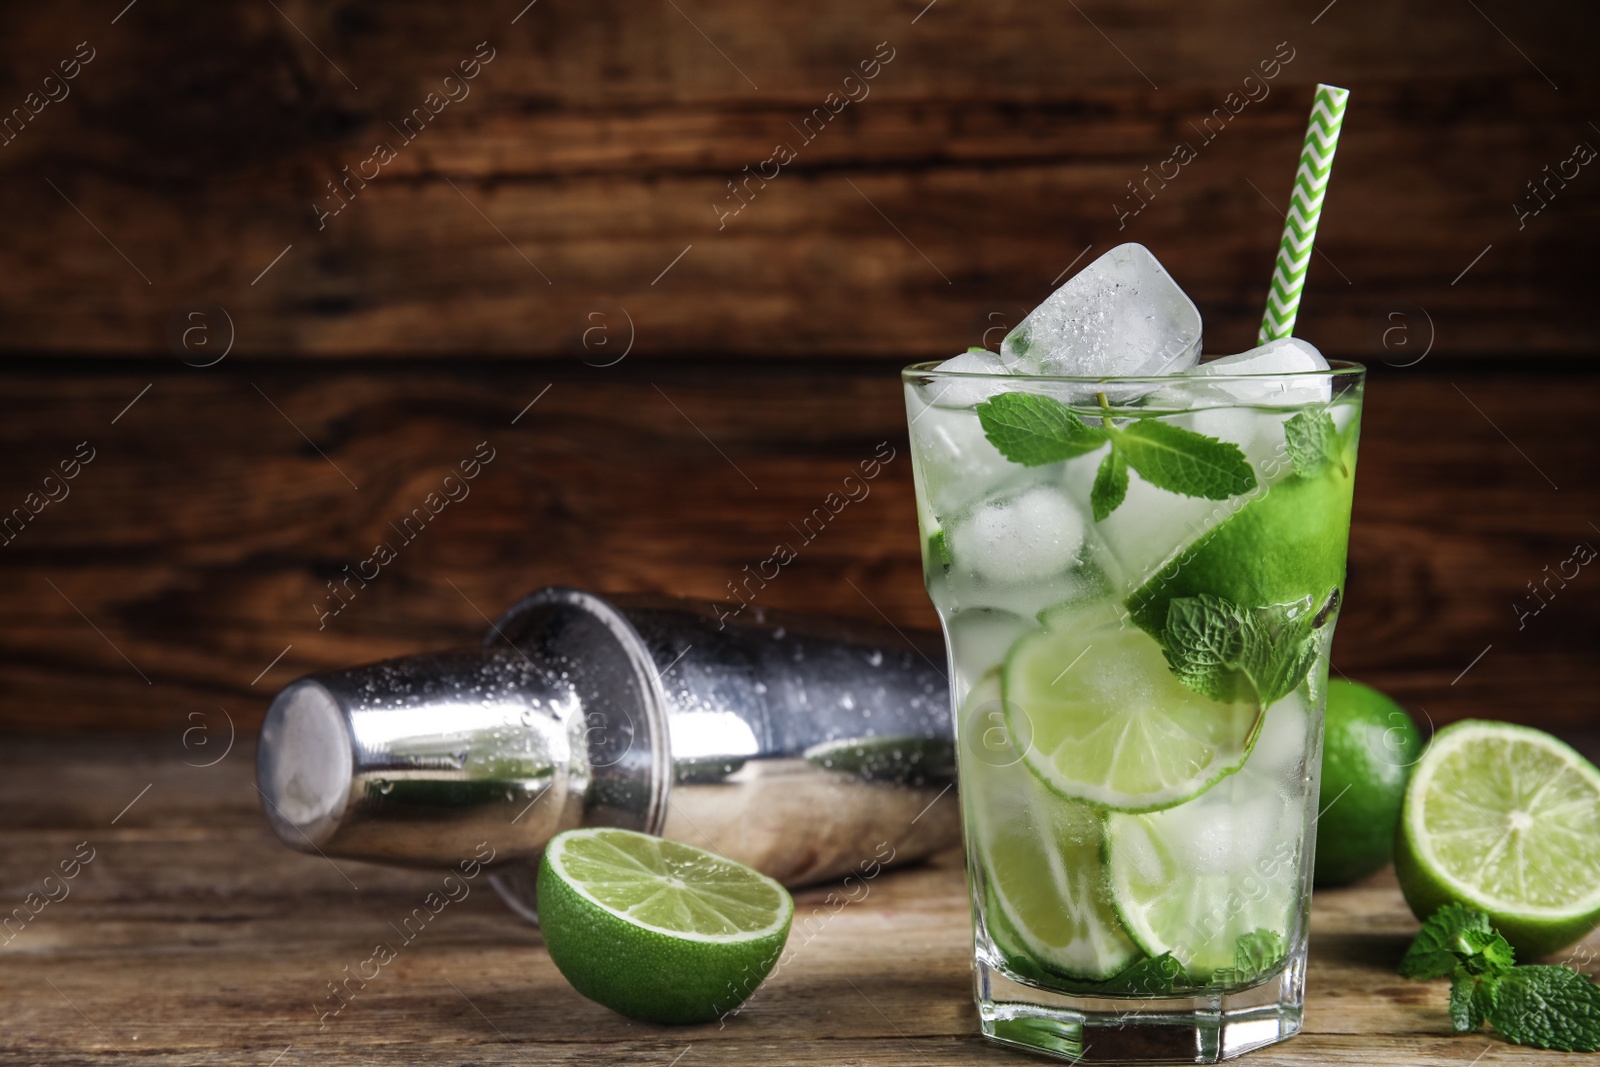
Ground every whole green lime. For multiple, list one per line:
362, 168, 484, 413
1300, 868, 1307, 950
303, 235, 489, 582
1313, 679, 1422, 886
536, 828, 793, 1025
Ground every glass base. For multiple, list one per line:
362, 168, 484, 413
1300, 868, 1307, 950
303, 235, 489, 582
975, 957, 1305, 1064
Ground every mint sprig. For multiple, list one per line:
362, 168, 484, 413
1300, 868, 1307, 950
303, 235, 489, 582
1401, 904, 1600, 1052
1158, 594, 1324, 707
1283, 410, 1345, 478
976, 392, 1257, 519
1398, 903, 1514, 980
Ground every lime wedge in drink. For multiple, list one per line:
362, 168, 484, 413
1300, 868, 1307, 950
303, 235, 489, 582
1125, 441, 1355, 636
963, 673, 1139, 979
1105, 694, 1310, 977
536, 828, 794, 1024
1002, 600, 1259, 812
1395, 720, 1600, 959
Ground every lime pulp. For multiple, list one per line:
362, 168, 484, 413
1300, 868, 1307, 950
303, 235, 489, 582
536, 828, 794, 1024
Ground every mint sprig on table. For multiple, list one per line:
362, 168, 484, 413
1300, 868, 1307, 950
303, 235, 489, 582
1158, 593, 1323, 708
975, 392, 1257, 521
1400, 903, 1600, 1052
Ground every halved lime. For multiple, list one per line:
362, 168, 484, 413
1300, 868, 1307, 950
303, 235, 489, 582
962, 673, 1139, 979
1395, 720, 1600, 958
1105, 694, 1310, 977
536, 828, 794, 1024
1002, 600, 1259, 812
1124, 439, 1355, 637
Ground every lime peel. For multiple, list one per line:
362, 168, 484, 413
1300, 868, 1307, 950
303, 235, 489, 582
537, 828, 794, 1024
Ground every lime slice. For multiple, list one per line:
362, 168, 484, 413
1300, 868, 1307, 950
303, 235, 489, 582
1125, 438, 1355, 636
962, 674, 1139, 979
536, 828, 794, 1024
1395, 720, 1600, 959
1106, 694, 1311, 977
1002, 600, 1260, 812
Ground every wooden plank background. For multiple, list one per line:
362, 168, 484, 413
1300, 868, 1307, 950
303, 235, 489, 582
0, 0, 1594, 359
0, 7, 1597, 1065
0, 0, 1595, 745
1, 362, 1595, 745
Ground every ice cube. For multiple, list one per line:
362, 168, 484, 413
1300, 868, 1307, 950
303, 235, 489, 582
1001, 244, 1203, 378
926, 348, 1013, 409
1061, 452, 1242, 592
1137, 338, 1332, 481
1184, 405, 1297, 485
948, 485, 1086, 587
1188, 337, 1331, 406
907, 399, 1017, 520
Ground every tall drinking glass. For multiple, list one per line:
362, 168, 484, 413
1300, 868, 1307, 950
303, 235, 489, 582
904, 362, 1365, 1062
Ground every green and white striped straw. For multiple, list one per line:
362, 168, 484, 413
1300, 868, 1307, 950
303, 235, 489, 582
1258, 83, 1349, 344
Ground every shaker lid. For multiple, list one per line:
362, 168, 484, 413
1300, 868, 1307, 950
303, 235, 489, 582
257, 680, 353, 845
255, 588, 673, 871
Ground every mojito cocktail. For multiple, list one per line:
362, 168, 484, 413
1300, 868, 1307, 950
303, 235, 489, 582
906, 244, 1363, 1062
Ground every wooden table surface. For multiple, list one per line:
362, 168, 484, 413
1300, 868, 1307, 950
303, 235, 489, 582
2, 735, 1593, 1066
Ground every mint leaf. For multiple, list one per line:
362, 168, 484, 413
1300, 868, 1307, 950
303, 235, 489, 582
976, 393, 1105, 467
1284, 410, 1344, 477
1399, 904, 1512, 980
1158, 595, 1324, 707
1101, 953, 1182, 996
1468, 931, 1517, 977
1160, 595, 1249, 703
966, 346, 988, 353
1476, 973, 1502, 1029
1213, 929, 1287, 986
1451, 972, 1488, 1033
1091, 448, 1128, 522
1107, 420, 1257, 500
1239, 605, 1322, 707
1486, 966, 1600, 1052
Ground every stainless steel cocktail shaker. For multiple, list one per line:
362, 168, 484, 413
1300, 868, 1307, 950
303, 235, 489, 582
257, 586, 958, 922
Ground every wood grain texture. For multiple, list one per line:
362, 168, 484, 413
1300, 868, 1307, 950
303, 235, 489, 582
0, 0, 1594, 357
0, 736, 1594, 1065
0, 362, 1595, 743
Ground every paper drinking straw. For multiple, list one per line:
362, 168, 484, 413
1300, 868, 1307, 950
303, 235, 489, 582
1258, 83, 1349, 344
